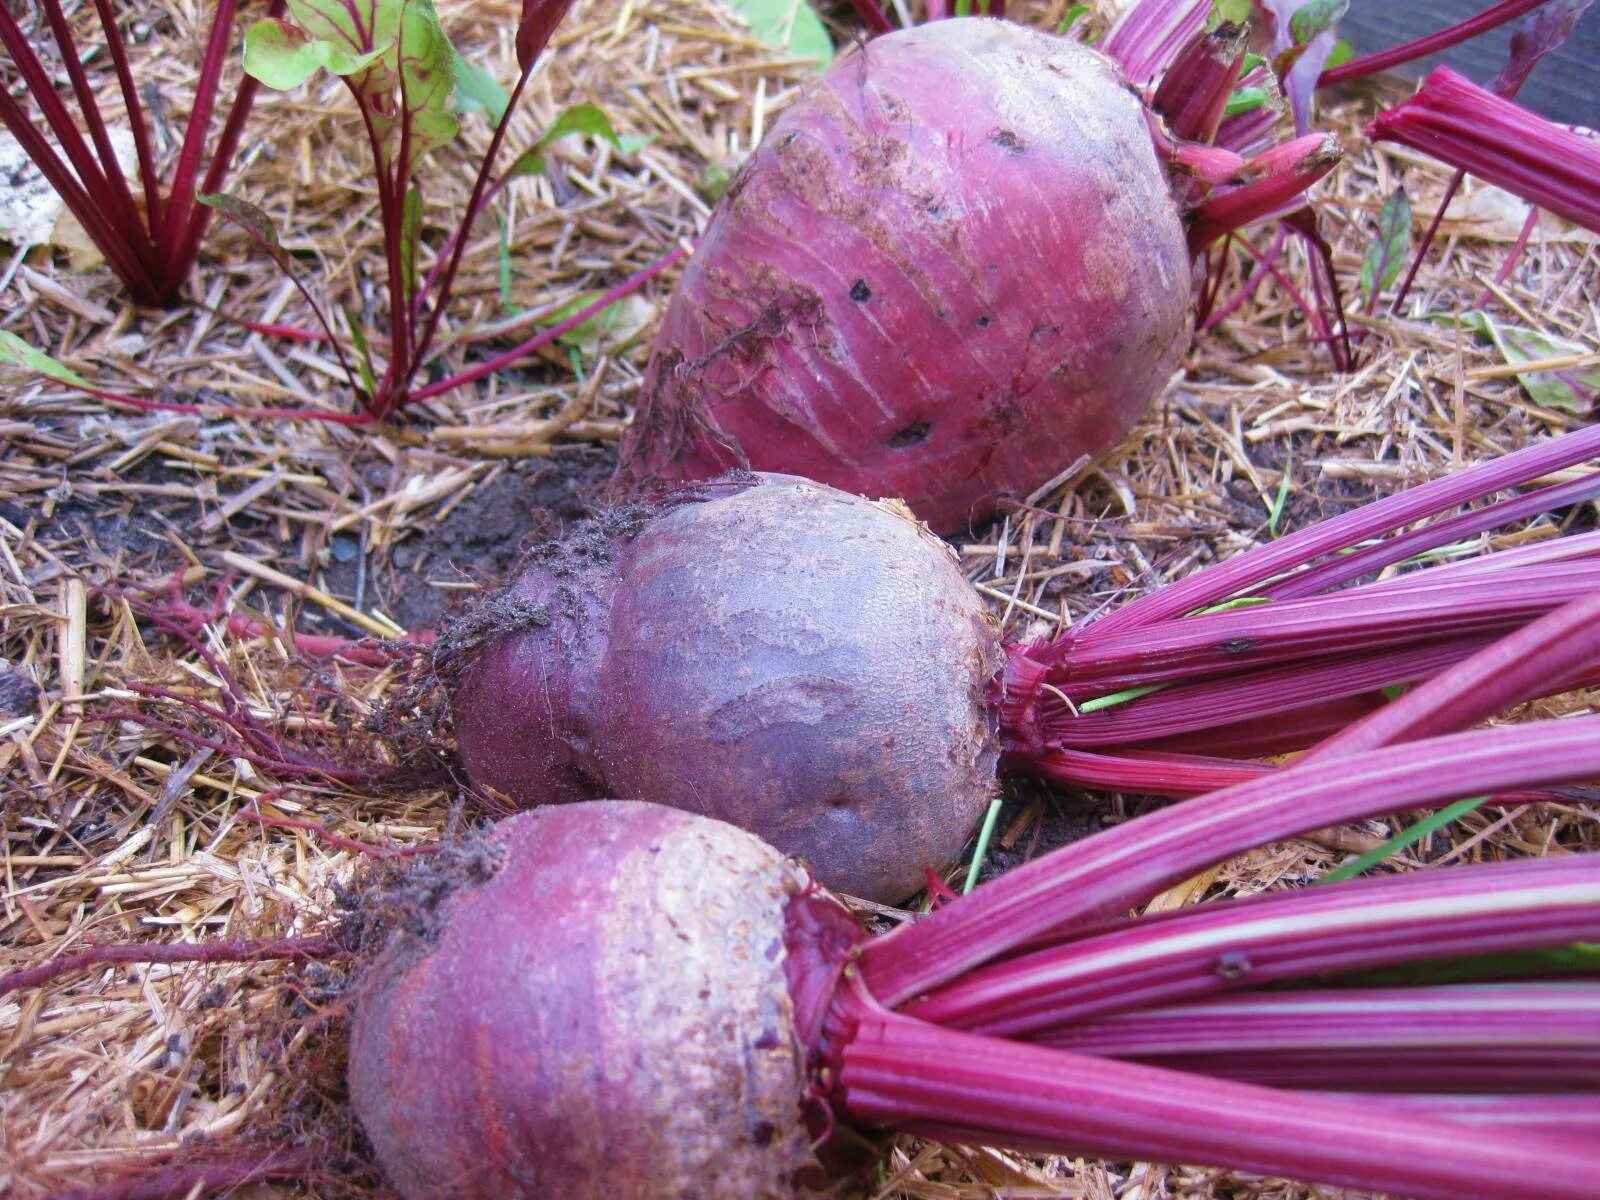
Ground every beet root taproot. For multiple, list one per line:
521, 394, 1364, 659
447, 473, 1003, 903
615, 18, 1193, 533
348, 801, 858, 1200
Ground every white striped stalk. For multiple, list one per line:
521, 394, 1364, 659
861, 718, 1600, 1006
907, 856, 1600, 1033
836, 1000, 1600, 1200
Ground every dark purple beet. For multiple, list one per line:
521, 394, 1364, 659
348, 802, 858, 1200
448, 473, 1003, 903
614, 18, 1194, 534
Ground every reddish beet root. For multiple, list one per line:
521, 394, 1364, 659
19, 606, 1600, 1199
448, 473, 1002, 903
615, 18, 1196, 533
349, 802, 848, 1200
452, 428, 1600, 905
349, 755, 1600, 1200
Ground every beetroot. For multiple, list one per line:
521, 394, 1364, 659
615, 19, 1194, 533
17, 610, 1600, 1200
451, 428, 1600, 905
348, 757, 1600, 1200
348, 802, 836, 1200
448, 473, 1003, 903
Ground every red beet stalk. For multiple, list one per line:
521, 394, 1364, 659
1368, 66, 1600, 234
836, 994, 1600, 1200
1319, 0, 1556, 87
993, 425, 1600, 790
0, 1, 282, 306
1043, 984, 1600, 1094
861, 717, 1600, 1005
907, 854, 1600, 1032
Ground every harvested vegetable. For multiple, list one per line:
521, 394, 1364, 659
451, 425, 1600, 900
351, 714, 1600, 1200
447, 473, 1003, 902
10, 611, 1600, 1200
614, 16, 1340, 532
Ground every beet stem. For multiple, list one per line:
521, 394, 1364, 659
1368, 67, 1600, 234
1034, 638, 1498, 752
1319, 0, 1552, 87
837, 1001, 1600, 1200
1335, 1094, 1600, 1142
1264, 470, 1600, 600
1186, 134, 1342, 250
1306, 585, 1600, 760
1099, 0, 1211, 85
1014, 745, 1265, 795
1082, 424, 1600, 638
860, 718, 1600, 1005
909, 855, 1600, 1032
1042, 984, 1600, 1058
1056, 560, 1600, 685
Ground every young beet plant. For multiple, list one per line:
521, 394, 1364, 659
8, 606, 1600, 1200
207, 0, 672, 421
2, 0, 674, 425
0, 0, 283, 307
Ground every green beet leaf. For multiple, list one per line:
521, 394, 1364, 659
725, 0, 834, 69
1359, 186, 1410, 308
0, 331, 93, 387
508, 103, 653, 178
1437, 310, 1599, 415
245, 0, 461, 172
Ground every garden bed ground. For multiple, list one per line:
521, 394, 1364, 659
2, 1, 1598, 1197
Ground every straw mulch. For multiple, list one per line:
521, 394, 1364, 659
2, 0, 1597, 1196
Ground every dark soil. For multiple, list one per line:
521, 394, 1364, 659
981, 778, 1128, 882
370, 446, 615, 630
5, 454, 202, 580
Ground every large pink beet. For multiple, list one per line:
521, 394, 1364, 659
617, 18, 1193, 533
348, 802, 856, 1200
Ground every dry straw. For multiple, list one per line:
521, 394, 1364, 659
2, 0, 1597, 1196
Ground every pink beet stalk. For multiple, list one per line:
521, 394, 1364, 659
1098, 0, 1211, 84
1038, 986, 1600, 1095
860, 718, 1600, 1005
1369, 67, 1600, 234
1346, 1094, 1600, 1141
1307, 585, 1600, 760
907, 855, 1600, 1032
1187, 133, 1344, 250
1150, 23, 1248, 144
1044, 984, 1600, 1058
836, 1000, 1600, 1200
1085, 422, 1600, 638
995, 531, 1600, 786
1319, 0, 1555, 87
